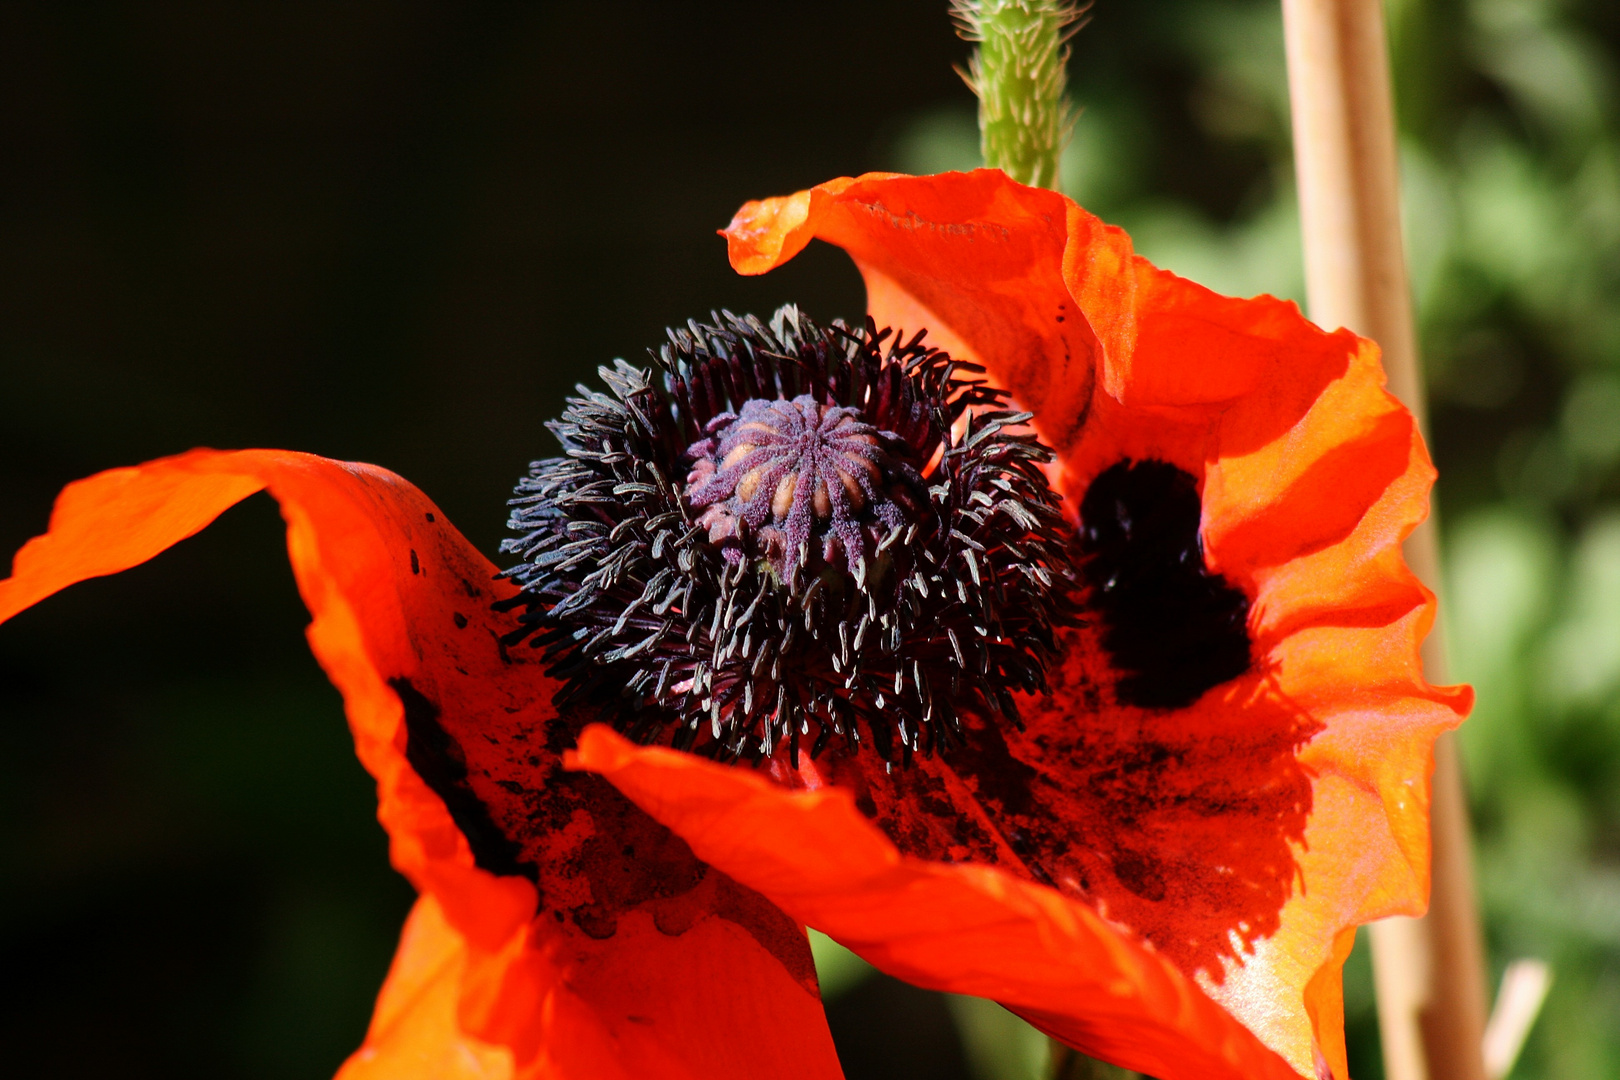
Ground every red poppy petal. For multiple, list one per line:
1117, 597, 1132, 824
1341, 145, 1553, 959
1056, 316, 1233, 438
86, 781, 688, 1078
726, 171, 1096, 458
336, 896, 514, 1080
573, 724, 1300, 1080
341, 892, 842, 1080
722, 170, 1471, 1080
0, 449, 842, 1080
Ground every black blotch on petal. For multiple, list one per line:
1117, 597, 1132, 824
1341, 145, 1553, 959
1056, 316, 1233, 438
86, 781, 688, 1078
1110, 849, 1169, 901
1079, 459, 1251, 709
390, 676, 535, 882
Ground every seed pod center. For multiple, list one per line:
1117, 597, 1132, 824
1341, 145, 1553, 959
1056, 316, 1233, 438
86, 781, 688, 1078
683, 395, 923, 583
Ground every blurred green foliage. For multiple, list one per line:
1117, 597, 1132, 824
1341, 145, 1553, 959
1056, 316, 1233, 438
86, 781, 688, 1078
890, 0, 1620, 1076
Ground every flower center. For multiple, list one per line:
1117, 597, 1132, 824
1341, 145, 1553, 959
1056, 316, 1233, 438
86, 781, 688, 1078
683, 395, 923, 583
499, 307, 1080, 763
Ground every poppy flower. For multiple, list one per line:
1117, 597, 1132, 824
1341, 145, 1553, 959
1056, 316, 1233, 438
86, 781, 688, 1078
0, 168, 1468, 1080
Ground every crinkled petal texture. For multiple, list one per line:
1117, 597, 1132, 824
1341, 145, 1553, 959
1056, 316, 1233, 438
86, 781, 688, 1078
564, 169, 1466, 1080
0, 449, 842, 1080
576, 727, 1302, 1080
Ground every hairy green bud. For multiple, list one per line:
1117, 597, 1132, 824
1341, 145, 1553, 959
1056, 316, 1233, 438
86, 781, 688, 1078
952, 0, 1086, 190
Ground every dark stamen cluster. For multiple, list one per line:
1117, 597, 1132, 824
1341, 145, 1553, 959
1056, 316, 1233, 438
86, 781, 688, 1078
499, 307, 1079, 763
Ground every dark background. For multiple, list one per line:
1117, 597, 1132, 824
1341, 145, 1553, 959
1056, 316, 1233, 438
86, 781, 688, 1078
5, 2, 1620, 1078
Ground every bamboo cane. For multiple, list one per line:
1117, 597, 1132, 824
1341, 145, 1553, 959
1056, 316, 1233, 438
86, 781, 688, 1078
1280, 3, 1489, 1080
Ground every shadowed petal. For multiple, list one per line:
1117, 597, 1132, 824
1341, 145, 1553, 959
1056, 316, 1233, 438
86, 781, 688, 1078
573, 725, 1302, 1080
0, 448, 843, 1080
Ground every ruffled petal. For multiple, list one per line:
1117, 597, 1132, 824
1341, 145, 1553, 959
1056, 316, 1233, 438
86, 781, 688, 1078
336, 896, 514, 1080
573, 725, 1300, 1080
717, 170, 1471, 1079
0, 448, 842, 1080
726, 171, 1096, 457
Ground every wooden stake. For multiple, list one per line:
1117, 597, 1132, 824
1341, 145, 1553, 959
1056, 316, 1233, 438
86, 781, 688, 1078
1280, 3, 1489, 1080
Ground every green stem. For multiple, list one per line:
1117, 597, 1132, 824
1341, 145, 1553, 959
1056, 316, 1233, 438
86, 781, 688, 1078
953, 0, 1084, 190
